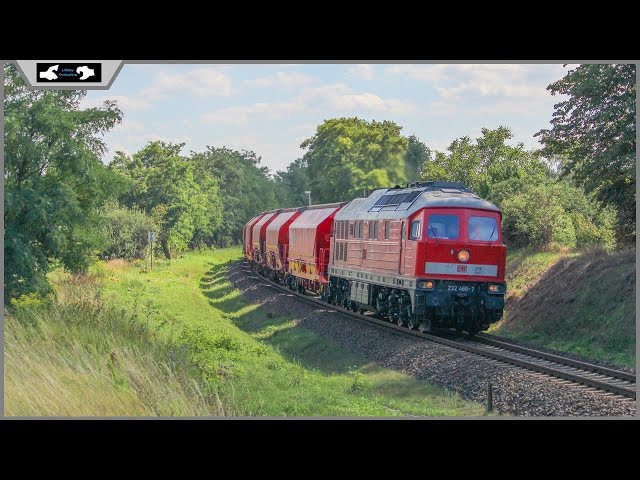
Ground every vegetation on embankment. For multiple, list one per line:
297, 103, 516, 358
492, 247, 635, 368
5, 247, 484, 417
5, 268, 229, 416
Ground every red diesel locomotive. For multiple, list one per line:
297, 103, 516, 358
244, 181, 506, 335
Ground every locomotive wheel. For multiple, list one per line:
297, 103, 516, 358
396, 316, 405, 327
407, 317, 417, 330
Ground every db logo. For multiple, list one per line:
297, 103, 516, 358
457, 265, 467, 273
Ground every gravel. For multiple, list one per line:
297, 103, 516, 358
228, 262, 636, 417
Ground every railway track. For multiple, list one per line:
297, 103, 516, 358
240, 262, 636, 401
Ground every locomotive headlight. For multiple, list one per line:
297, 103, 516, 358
488, 284, 504, 293
418, 280, 434, 290
457, 249, 470, 262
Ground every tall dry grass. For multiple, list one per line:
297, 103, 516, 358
4, 270, 230, 417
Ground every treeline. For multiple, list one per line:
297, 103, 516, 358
4, 63, 635, 303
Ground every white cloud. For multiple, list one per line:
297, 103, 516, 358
245, 71, 316, 88
201, 83, 415, 124
329, 93, 414, 113
209, 134, 304, 172
386, 64, 566, 100
142, 67, 232, 98
83, 67, 233, 115
349, 64, 374, 81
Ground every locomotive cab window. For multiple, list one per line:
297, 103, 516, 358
384, 221, 390, 239
427, 214, 459, 239
410, 220, 422, 240
469, 216, 498, 241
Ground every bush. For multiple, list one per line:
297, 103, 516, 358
101, 201, 157, 260
494, 178, 615, 250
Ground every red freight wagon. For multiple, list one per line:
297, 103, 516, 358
287, 203, 345, 293
264, 208, 303, 278
244, 213, 266, 260
251, 212, 278, 265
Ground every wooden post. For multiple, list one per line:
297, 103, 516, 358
487, 382, 493, 413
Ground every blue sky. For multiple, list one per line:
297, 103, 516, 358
82, 63, 574, 173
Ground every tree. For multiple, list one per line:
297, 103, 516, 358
301, 118, 409, 203
535, 64, 636, 242
101, 201, 157, 260
4, 64, 123, 302
404, 135, 432, 180
110, 142, 221, 258
274, 157, 311, 207
496, 178, 616, 250
190, 147, 277, 246
422, 126, 547, 197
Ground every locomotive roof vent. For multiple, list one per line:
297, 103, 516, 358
368, 180, 476, 212
408, 180, 473, 192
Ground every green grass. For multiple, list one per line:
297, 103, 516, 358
5, 275, 228, 416
491, 247, 635, 368
6, 247, 485, 416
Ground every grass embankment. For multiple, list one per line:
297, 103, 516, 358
5, 269, 227, 416
491, 248, 635, 368
5, 247, 484, 416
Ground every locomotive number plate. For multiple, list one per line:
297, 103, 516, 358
447, 285, 475, 292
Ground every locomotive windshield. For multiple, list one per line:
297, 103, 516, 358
427, 214, 459, 239
469, 216, 498, 241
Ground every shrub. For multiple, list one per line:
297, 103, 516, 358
494, 179, 615, 250
101, 201, 157, 260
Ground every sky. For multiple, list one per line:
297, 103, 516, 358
82, 63, 575, 174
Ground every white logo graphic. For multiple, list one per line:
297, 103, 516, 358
39, 65, 59, 80
76, 66, 95, 80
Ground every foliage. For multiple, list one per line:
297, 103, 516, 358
274, 158, 312, 208
301, 118, 409, 203
421, 126, 548, 198
496, 178, 616, 250
110, 141, 223, 258
535, 64, 636, 242
101, 201, 157, 260
191, 147, 278, 246
4, 64, 123, 302
404, 134, 432, 180
5, 270, 228, 416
